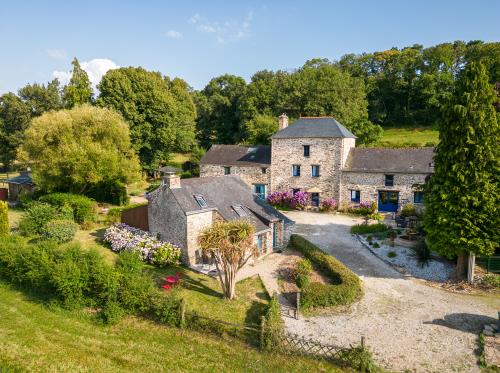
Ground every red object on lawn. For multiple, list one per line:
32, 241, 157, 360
162, 284, 172, 291
164, 275, 180, 284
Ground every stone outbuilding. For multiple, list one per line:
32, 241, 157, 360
147, 172, 293, 266
4, 170, 35, 202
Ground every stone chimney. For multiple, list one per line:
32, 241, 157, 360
162, 171, 181, 189
278, 113, 288, 131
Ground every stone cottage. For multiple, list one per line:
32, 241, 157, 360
200, 115, 434, 212
147, 172, 293, 266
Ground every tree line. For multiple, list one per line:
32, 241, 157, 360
1, 40, 498, 176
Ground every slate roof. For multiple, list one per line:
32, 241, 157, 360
5, 172, 33, 185
343, 147, 435, 173
200, 145, 271, 167
272, 117, 356, 139
169, 176, 293, 233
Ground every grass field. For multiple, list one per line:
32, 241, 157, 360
0, 283, 344, 373
375, 127, 439, 147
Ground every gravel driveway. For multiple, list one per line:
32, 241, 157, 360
283, 211, 500, 373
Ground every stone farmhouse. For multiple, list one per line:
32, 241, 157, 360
200, 115, 434, 213
146, 172, 293, 266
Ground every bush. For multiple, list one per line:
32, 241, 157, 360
42, 220, 78, 243
18, 202, 58, 236
348, 201, 377, 216
320, 198, 337, 212
294, 259, 313, 289
290, 191, 308, 210
146, 180, 161, 193
39, 193, 97, 224
86, 179, 129, 206
152, 294, 183, 326
372, 242, 380, 248
366, 235, 373, 242
266, 191, 292, 209
411, 240, 431, 267
480, 274, 500, 289
350, 223, 389, 235
289, 235, 362, 310
369, 212, 383, 221
387, 251, 397, 258
0, 201, 8, 236
261, 295, 284, 351
99, 301, 126, 325
401, 203, 417, 217
336, 345, 378, 372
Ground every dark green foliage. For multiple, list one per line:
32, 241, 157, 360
335, 345, 378, 372
18, 202, 58, 235
152, 294, 183, 326
366, 235, 373, 242
86, 179, 129, 206
294, 259, 312, 289
411, 240, 431, 267
99, 301, 126, 325
41, 220, 78, 243
480, 274, 500, 289
372, 242, 380, 249
146, 180, 161, 193
401, 203, 418, 217
0, 201, 8, 236
261, 295, 284, 351
423, 62, 499, 261
350, 223, 389, 235
387, 251, 397, 258
289, 235, 362, 309
63, 58, 93, 108
39, 193, 97, 224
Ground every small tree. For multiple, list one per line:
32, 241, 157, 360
198, 220, 256, 299
423, 62, 499, 278
0, 201, 8, 236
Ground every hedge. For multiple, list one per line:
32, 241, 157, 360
289, 234, 362, 309
39, 193, 97, 224
261, 295, 284, 351
0, 201, 8, 236
42, 220, 78, 243
350, 223, 389, 235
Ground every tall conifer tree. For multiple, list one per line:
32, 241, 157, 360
423, 62, 499, 277
63, 58, 93, 108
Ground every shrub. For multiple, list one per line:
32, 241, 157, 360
320, 198, 337, 212
152, 294, 183, 326
294, 259, 313, 289
372, 242, 380, 248
480, 274, 500, 289
290, 191, 308, 210
42, 220, 78, 243
401, 203, 417, 217
266, 191, 292, 209
18, 202, 58, 236
350, 223, 389, 235
289, 235, 362, 310
86, 179, 129, 206
366, 235, 373, 242
39, 193, 97, 224
146, 180, 161, 193
336, 345, 377, 372
261, 295, 284, 351
387, 251, 397, 258
369, 212, 383, 221
411, 240, 431, 267
99, 301, 126, 325
0, 201, 8, 236
104, 223, 181, 266
348, 201, 377, 216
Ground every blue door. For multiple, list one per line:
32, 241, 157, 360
253, 184, 266, 200
311, 193, 320, 207
273, 223, 278, 249
378, 191, 399, 212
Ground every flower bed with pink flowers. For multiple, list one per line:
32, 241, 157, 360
103, 223, 181, 266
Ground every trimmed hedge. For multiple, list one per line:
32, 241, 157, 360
350, 223, 389, 235
42, 220, 78, 243
39, 193, 97, 224
261, 295, 284, 351
0, 201, 8, 236
289, 234, 362, 309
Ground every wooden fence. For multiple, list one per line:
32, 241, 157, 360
121, 204, 149, 231
476, 256, 500, 274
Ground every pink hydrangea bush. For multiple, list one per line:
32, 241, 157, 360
320, 198, 338, 212
103, 223, 181, 266
267, 191, 292, 208
290, 191, 308, 210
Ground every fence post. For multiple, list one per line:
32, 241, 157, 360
260, 315, 266, 351
179, 299, 186, 332
296, 292, 300, 320
361, 336, 365, 348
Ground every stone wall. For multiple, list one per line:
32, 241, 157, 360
186, 211, 215, 266
340, 171, 428, 210
200, 164, 271, 194
148, 187, 187, 254
270, 137, 354, 201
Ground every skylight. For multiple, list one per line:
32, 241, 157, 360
194, 194, 208, 208
232, 204, 248, 217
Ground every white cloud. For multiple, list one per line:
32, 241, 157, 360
166, 30, 183, 39
46, 49, 67, 60
188, 11, 253, 43
53, 58, 119, 91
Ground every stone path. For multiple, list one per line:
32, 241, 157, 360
281, 211, 500, 373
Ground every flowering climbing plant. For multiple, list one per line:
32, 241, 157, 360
103, 223, 181, 266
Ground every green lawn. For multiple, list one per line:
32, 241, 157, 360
0, 283, 344, 373
375, 127, 439, 147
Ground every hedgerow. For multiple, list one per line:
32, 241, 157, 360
350, 223, 389, 235
39, 193, 97, 225
289, 234, 362, 309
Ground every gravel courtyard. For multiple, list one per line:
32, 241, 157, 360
283, 211, 500, 373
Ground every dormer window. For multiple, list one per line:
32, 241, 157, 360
232, 204, 247, 217
303, 145, 310, 157
194, 194, 208, 208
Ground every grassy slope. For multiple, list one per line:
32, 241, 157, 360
375, 127, 439, 147
0, 283, 342, 373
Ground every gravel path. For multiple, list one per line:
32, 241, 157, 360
283, 211, 500, 373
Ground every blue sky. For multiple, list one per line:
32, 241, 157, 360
1, 0, 499, 93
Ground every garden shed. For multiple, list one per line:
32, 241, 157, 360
5, 170, 35, 201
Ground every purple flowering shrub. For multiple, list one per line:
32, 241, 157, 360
103, 223, 181, 266
290, 191, 308, 210
320, 198, 337, 212
267, 191, 292, 208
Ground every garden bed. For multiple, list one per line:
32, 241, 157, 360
357, 235, 454, 282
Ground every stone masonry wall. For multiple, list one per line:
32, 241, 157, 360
200, 164, 271, 194
186, 211, 215, 266
270, 137, 355, 201
340, 172, 428, 210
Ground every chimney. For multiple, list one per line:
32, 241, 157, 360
278, 113, 288, 131
162, 171, 181, 189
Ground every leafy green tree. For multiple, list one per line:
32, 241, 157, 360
244, 114, 277, 145
423, 62, 499, 277
0, 201, 8, 236
18, 105, 141, 195
18, 79, 63, 116
195, 75, 247, 148
0, 93, 32, 169
97, 67, 196, 173
63, 58, 93, 108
